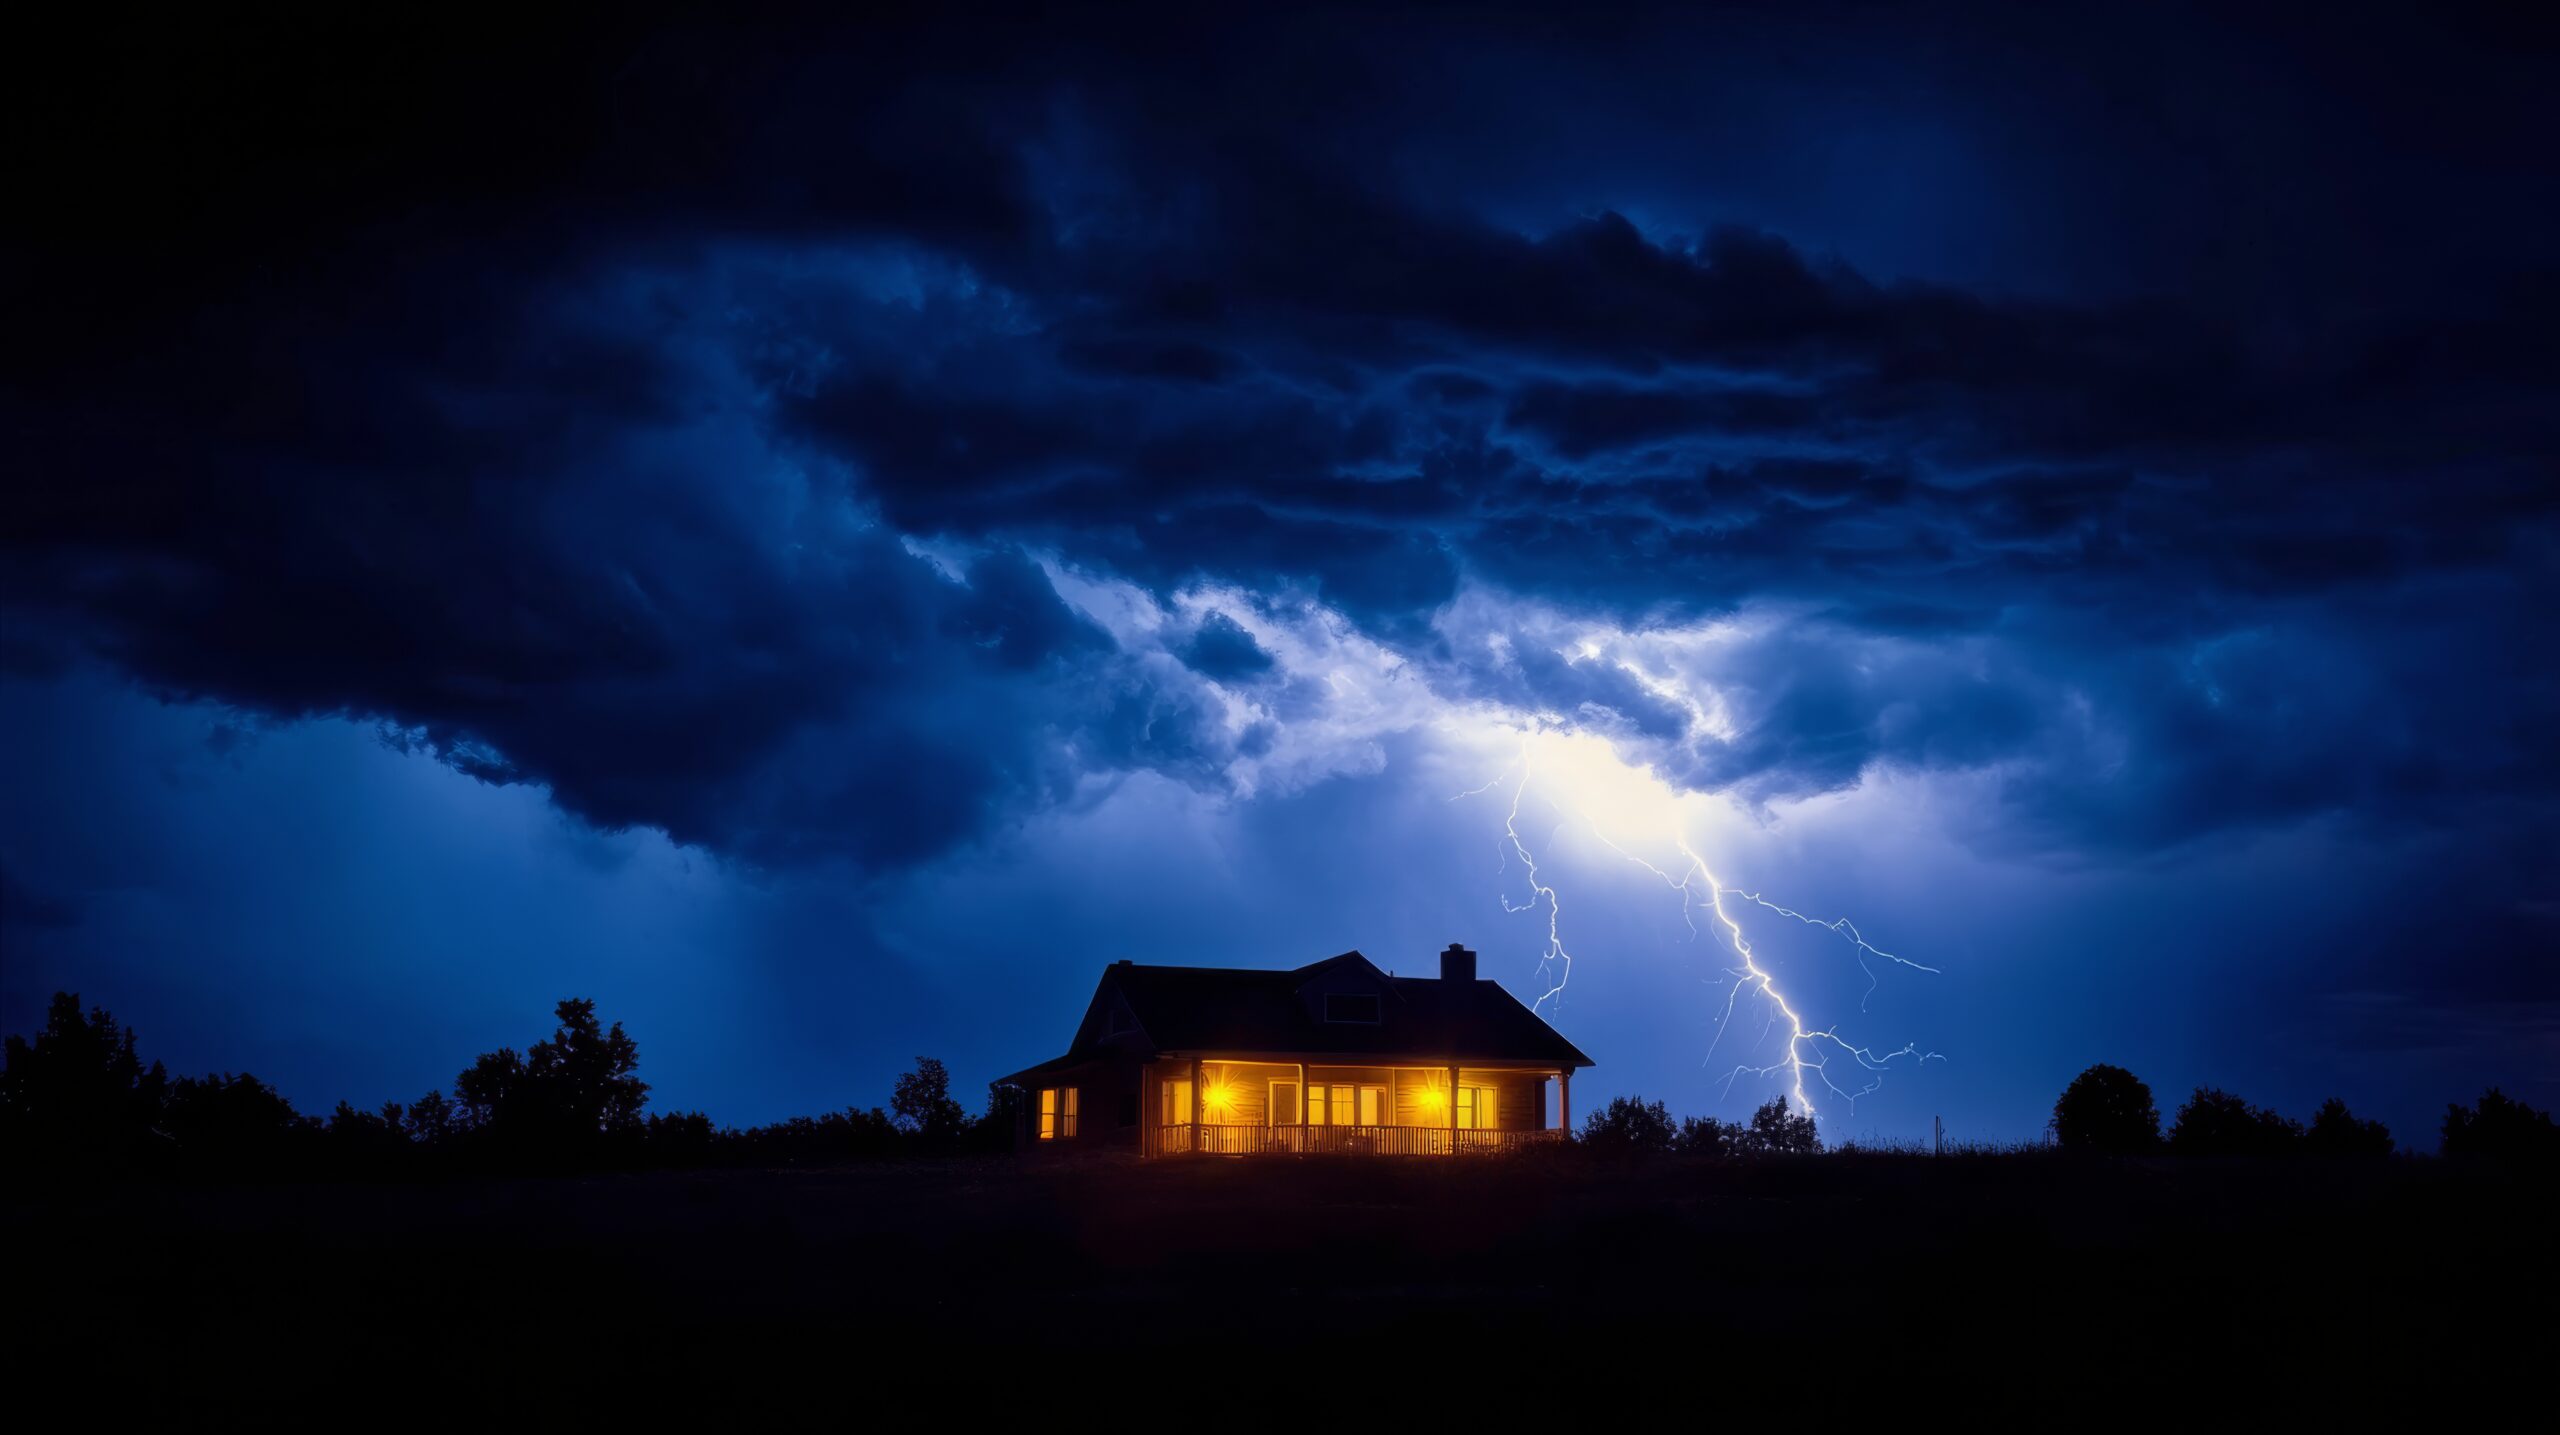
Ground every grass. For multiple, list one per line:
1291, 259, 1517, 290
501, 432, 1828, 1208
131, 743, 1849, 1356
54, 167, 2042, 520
10, 1149, 2543, 1411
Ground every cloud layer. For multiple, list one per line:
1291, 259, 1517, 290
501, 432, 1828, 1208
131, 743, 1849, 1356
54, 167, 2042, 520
7, 4, 2555, 881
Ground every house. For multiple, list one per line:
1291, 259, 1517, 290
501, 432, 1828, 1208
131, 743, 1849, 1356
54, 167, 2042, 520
997, 943, 1593, 1155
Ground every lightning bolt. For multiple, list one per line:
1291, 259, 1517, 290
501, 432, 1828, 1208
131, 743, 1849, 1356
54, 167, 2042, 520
1459, 729, 1939, 1119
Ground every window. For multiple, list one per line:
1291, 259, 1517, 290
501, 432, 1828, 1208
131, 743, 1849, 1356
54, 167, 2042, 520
1456, 1085, 1499, 1130
1037, 1087, 1079, 1140
1269, 1081, 1300, 1126
1323, 992, 1382, 1024
1308, 1083, 1355, 1125
1161, 1078, 1193, 1126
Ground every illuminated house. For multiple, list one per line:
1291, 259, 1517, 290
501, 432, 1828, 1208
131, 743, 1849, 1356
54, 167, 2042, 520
998, 944, 1593, 1155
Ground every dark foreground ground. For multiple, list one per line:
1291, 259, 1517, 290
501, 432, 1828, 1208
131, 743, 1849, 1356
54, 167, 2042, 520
11, 1151, 2551, 1415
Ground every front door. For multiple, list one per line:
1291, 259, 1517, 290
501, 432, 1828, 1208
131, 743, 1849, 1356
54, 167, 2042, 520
1358, 1085, 1386, 1126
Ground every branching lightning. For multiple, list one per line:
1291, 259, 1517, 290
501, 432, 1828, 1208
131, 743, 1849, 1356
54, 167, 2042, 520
1458, 729, 1940, 1119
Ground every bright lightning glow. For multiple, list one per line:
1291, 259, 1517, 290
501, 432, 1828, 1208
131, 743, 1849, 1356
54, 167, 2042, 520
1461, 727, 1940, 1119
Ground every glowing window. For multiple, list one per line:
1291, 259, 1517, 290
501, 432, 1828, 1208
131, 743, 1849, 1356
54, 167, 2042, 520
1457, 1085, 1498, 1130
1323, 993, 1382, 1024
1308, 1083, 1356, 1125
1038, 1087, 1057, 1141
1062, 1087, 1078, 1138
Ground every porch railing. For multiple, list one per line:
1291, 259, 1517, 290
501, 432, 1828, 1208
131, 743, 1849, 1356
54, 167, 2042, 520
1147, 1124, 1565, 1157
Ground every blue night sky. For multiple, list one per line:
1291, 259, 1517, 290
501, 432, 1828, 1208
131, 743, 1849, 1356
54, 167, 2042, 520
5, 4, 2553, 1148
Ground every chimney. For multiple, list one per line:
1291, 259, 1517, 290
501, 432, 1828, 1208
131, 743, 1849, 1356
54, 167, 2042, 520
1440, 942, 1477, 984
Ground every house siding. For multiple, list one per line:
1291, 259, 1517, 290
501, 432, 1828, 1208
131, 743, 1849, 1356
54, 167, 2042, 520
1160, 1060, 1553, 1132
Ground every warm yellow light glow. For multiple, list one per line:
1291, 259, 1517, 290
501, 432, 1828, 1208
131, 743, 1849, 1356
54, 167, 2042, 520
1416, 1086, 1447, 1113
1204, 1082, 1237, 1115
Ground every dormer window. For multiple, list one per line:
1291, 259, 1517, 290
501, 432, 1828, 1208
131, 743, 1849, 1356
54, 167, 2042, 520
1323, 993, 1382, 1024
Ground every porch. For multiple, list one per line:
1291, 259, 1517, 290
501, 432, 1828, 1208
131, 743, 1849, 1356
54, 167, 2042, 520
1142, 1056, 1576, 1158
1156, 1124, 1566, 1156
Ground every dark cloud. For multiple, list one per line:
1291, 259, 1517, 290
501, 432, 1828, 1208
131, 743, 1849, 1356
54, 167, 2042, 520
1178, 613, 1276, 683
5, 1, 2555, 875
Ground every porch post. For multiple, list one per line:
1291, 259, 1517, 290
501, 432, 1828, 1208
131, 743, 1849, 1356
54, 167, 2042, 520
1559, 1068, 1572, 1136
1296, 1061, 1307, 1148
1190, 1055, 1203, 1155
1446, 1061, 1458, 1154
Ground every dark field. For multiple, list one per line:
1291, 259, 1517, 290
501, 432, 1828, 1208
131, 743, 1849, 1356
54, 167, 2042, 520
14, 1151, 2548, 1413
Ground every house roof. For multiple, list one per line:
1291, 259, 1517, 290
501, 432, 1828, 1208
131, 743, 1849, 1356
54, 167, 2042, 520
999, 950, 1593, 1084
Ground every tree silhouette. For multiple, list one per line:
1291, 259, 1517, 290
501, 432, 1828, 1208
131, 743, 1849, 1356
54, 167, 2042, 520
0, 992, 168, 1163
2441, 1088, 2559, 1164
525, 998, 650, 1135
0, 992, 1008, 1175
2168, 1087, 2302, 1155
1676, 1114, 1738, 1158
453, 1046, 526, 1134
2304, 1097, 2393, 1158
643, 1110, 717, 1165
327, 1100, 411, 1166
1743, 1096, 1820, 1155
2053, 1064, 2160, 1153
890, 1057, 968, 1146
971, 1082, 1025, 1152
1579, 1095, 1676, 1156
163, 1072, 318, 1168
402, 1089, 457, 1148
450, 999, 649, 1161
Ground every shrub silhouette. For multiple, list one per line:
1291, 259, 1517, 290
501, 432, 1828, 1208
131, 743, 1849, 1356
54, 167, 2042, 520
2168, 1087, 2303, 1155
1742, 1096, 1821, 1155
2053, 1064, 2160, 1153
2304, 1097, 2393, 1158
722, 1106, 901, 1165
2441, 1088, 2559, 1164
1580, 1095, 1676, 1157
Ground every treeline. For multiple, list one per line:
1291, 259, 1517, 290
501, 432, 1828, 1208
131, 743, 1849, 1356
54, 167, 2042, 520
1574, 1064, 2556, 1164
1578, 1094, 1821, 1157
2050, 1062, 2557, 1163
0, 992, 1019, 1178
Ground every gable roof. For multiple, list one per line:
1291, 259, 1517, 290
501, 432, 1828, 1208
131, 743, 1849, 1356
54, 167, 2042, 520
1002, 950, 1593, 1083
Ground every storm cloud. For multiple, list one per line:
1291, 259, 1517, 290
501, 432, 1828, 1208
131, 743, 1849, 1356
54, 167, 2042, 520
6, 2, 2554, 879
